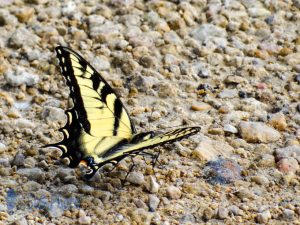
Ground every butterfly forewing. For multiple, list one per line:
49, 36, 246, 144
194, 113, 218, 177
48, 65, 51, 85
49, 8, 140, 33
55, 46, 135, 138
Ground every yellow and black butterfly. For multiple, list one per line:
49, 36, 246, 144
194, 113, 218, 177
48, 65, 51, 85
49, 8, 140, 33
45, 46, 200, 179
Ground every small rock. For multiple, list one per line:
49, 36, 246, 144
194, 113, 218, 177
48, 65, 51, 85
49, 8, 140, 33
23, 181, 41, 192
158, 83, 178, 98
202, 207, 214, 220
248, 7, 271, 17
15, 118, 35, 129
218, 89, 238, 98
148, 194, 160, 212
258, 154, 275, 167
62, 1, 76, 16
149, 111, 161, 121
190, 103, 211, 111
179, 214, 196, 224
229, 205, 243, 216
203, 159, 242, 184
146, 176, 160, 193
130, 208, 153, 224
193, 138, 233, 161
275, 145, 300, 162
0, 143, 7, 153
251, 175, 269, 185
42, 106, 65, 122
223, 124, 238, 134
78, 215, 92, 225
59, 184, 79, 197
217, 206, 229, 219
239, 121, 281, 143
191, 24, 226, 42
8, 28, 40, 48
268, 113, 287, 131
0, 8, 17, 26
0, 158, 10, 167
236, 188, 255, 200
17, 168, 44, 181
127, 172, 145, 185
12, 152, 25, 166
92, 56, 110, 71
277, 158, 299, 173
15, 8, 34, 23
48, 202, 64, 218
166, 186, 181, 200
5, 67, 39, 87
282, 208, 294, 220
23, 157, 36, 168
256, 210, 271, 223
12, 217, 28, 225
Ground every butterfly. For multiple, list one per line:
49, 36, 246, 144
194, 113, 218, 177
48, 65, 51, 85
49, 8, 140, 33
45, 46, 200, 179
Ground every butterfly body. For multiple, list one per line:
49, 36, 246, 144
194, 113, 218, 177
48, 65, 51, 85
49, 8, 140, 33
45, 46, 200, 179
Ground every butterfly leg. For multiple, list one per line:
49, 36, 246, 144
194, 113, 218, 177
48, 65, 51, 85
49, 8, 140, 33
122, 155, 136, 185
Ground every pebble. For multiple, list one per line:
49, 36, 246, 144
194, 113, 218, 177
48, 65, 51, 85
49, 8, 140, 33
268, 112, 287, 131
127, 172, 145, 185
191, 24, 226, 42
276, 158, 299, 173
256, 210, 271, 223
223, 124, 238, 134
92, 56, 110, 71
251, 175, 269, 185
218, 89, 238, 98
239, 121, 281, 143
23, 157, 36, 168
23, 181, 42, 192
12, 152, 25, 166
190, 103, 211, 111
0, 143, 7, 154
78, 210, 92, 225
42, 106, 65, 122
59, 184, 79, 197
5, 67, 39, 87
257, 154, 275, 168
17, 168, 44, 181
148, 194, 160, 212
217, 206, 229, 219
145, 175, 160, 193
282, 208, 294, 220
8, 28, 40, 48
203, 159, 242, 184
48, 202, 64, 218
0, 9, 17, 26
248, 7, 271, 17
275, 145, 300, 162
0, 158, 10, 167
193, 138, 233, 161
166, 186, 181, 200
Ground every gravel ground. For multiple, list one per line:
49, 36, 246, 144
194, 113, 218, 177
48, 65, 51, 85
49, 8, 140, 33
0, 0, 300, 224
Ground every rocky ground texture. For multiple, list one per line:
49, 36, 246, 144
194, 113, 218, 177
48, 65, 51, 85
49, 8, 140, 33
0, 0, 300, 224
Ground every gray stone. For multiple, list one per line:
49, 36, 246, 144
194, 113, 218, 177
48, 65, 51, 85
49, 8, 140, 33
5, 67, 39, 87
239, 122, 281, 143
166, 186, 181, 200
191, 24, 227, 42
42, 106, 65, 123
127, 172, 145, 185
223, 124, 238, 134
148, 194, 160, 212
218, 89, 238, 98
17, 168, 44, 181
0, 158, 10, 167
9, 28, 40, 48
60, 184, 79, 197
